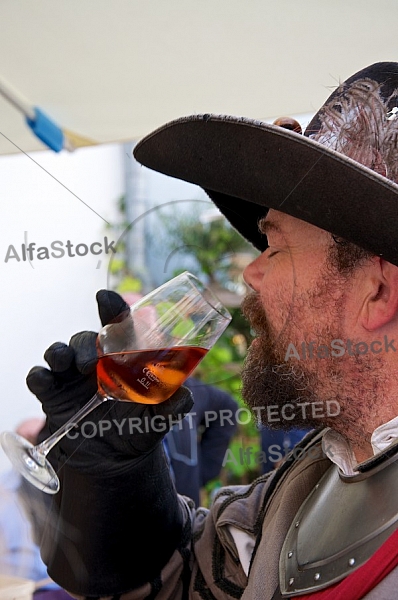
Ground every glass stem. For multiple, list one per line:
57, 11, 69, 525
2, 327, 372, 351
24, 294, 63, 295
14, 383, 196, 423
31, 392, 106, 463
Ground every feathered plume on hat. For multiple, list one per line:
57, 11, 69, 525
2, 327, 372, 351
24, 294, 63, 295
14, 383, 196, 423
306, 65, 398, 183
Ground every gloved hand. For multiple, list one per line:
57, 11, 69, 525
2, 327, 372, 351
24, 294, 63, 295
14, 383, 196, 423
26, 289, 194, 475
26, 290, 194, 595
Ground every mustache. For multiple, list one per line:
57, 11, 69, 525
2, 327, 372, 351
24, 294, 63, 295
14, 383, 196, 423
241, 292, 270, 334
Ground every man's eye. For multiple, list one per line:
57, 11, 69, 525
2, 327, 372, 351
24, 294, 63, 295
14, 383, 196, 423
268, 250, 279, 258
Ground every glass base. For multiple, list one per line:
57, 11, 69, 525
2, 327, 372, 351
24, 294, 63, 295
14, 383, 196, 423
0, 431, 59, 494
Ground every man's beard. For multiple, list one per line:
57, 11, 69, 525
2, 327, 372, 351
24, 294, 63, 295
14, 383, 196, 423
241, 292, 319, 431
240, 288, 384, 443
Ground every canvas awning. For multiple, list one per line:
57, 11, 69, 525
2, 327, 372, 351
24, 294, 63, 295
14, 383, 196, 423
1, 0, 398, 155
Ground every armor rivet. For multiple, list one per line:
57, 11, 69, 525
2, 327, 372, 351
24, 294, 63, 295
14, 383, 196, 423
288, 551, 293, 558
315, 484, 319, 489
295, 521, 300, 528
289, 578, 295, 586
314, 573, 321, 581
348, 558, 356, 566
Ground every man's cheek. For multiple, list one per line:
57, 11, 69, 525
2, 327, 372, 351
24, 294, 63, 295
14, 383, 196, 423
266, 293, 293, 333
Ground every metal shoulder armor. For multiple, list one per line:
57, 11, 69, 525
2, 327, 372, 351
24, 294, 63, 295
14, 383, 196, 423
279, 441, 398, 596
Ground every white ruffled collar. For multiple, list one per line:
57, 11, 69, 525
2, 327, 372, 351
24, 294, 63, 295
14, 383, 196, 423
322, 415, 398, 475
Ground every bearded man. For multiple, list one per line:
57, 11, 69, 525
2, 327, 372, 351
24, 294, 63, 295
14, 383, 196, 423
24, 62, 398, 599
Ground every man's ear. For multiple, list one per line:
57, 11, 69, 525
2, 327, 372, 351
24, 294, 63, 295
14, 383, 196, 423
362, 258, 398, 331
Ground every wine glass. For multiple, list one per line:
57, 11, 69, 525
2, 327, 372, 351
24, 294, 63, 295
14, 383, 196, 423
0, 272, 231, 494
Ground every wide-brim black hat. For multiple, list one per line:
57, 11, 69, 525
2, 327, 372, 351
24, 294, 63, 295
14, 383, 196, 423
133, 62, 398, 265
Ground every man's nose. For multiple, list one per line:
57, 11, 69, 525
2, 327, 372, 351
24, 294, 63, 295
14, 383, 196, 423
243, 255, 264, 291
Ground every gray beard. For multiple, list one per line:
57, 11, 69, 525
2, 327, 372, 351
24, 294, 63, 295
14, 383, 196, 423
241, 332, 321, 431
240, 292, 319, 430
240, 292, 383, 444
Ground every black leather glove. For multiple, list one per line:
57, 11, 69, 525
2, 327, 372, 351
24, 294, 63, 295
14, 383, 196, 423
26, 290, 194, 596
27, 289, 193, 469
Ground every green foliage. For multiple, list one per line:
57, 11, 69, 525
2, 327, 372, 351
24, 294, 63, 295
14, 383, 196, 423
116, 275, 142, 293
105, 195, 142, 293
156, 301, 195, 339
158, 206, 254, 283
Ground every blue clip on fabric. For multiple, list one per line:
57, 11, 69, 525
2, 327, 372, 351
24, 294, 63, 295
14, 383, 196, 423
26, 107, 64, 152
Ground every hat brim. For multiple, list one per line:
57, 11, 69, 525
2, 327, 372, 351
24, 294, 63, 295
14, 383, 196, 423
133, 114, 398, 265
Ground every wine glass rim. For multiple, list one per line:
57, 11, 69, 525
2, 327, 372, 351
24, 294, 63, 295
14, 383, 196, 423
125, 271, 232, 322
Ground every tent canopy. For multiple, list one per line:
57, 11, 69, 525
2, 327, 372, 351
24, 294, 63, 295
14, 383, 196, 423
1, 0, 398, 155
